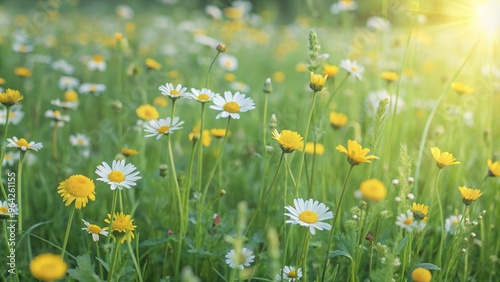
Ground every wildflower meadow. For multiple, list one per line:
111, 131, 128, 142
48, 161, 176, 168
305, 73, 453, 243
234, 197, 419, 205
1, 0, 500, 281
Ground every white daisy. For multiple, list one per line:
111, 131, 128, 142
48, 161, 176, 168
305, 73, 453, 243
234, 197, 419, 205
225, 247, 255, 270
159, 83, 190, 100
87, 55, 106, 71
445, 214, 463, 235
395, 211, 417, 232
2, 151, 20, 166
218, 54, 238, 71
144, 117, 184, 139
82, 219, 109, 242
190, 88, 216, 103
210, 91, 255, 119
95, 160, 141, 190
58, 76, 80, 90
275, 266, 302, 281
45, 109, 70, 122
79, 83, 106, 95
0, 201, 18, 219
12, 43, 34, 53
69, 133, 90, 148
0, 106, 24, 125
330, 0, 358, 14
284, 198, 333, 235
339, 59, 364, 80
116, 4, 134, 20
51, 99, 78, 110
52, 59, 74, 75
205, 5, 222, 20
7, 137, 43, 151
366, 16, 390, 32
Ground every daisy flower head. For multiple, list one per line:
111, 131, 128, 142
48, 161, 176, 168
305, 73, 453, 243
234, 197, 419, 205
95, 160, 141, 190
190, 88, 216, 103
336, 140, 378, 165
159, 83, 190, 100
136, 104, 159, 121
7, 136, 43, 152
487, 160, 500, 177
210, 91, 255, 119
58, 76, 80, 90
0, 200, 18, 219
272, 129, 304, 153
395, 211, 416, 232
51, 99, 78, 110
458, 186, 482, 205
431, 147, 460, 169
57, 174, 96, 209
82, 219, 108, 242
276, 266, 302, 281
0, 88, 23, 107
445, 214, 462, 234
105, 212, 137, 243
30, 253, 67, 282
309, 72, 328, 92
144, 117, 184, 139
12, 42, 34, 53
225, 247, 255, 270
2, 151, 20, 166
87, 54, 106, 71
411, 203, 429, 221
284, 198, 333, 235
339, 59, 364, 80
69, 133, 90, 147
79, 83, 106, 95
45, 109, 70, 127
52, 59, 74, 75
218, 54, 238, 71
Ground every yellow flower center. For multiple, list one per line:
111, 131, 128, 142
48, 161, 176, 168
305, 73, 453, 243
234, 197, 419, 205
170, 90, 180, 95
53, 110, 61, 116
92, 55, 104, 62
351, 66, 358, 72
108, 170, 125, 183
158, 125, 170, 134
65, 175, 95, 198
0, 206, 8, 213
88, 224, 102, 234
15, 138, 30, 148
452, 220, 458, 226
288, 270, 297, 278
403, 217, 413, 225
298, 210, 318, 224
77, 139, 85, 145
223, 101, 240, 113
198, 94, 210, 101
64, 90, 78, 102
89, 85, 97, 92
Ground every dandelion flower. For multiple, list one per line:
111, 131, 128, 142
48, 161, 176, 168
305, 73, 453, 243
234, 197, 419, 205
431, 147, 460, 168
30, 253, 67, 282
145, 58, 161, 70
340, 59, 364, 80
121, 148, 139, 157
451, 82, 474, 95
309, 72, 328, 92
159, 83, 190, 100
276, 266, 302, 281
136, 104, 159, 121
210, 128, 231, 138
104, 212, 136, 243
272, 129, 304, 153
302, 142, 325, 155
458, 186, 482, 205
380, 71, 398, 82
0, 89, 23, 107
225, 248, 255, 270
144, 117, 184, 139
82, 219, 108, 242
190, 88, 216, 103
210, 91, 255, 119
329, 111, 348, 128
445, 214, 462, 234
487, 160, 500, 177
336, 140, 378, 165
395, 211, 416, 232
14, 67, 32, 77
411, 267, 432, 282
58, 174, 96, 209
359, 178, 387, 201
64, 90, 79, 102
285, 198, 333, 235
411, 203, 429, 221
95, 160, 141, 190
7, 136, 43, 151
323, 64, 339, 77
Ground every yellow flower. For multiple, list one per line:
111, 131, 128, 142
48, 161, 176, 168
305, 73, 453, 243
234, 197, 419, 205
487, 160, 500, 177
136, 104, 159, 121
309, 72, 328, 92
189, 123, 212, 147
273, 71, 285, 83
145, 58, 161, 70
104, 212, 137, 243
57, 175, 96, 209
224, 6, 244, 20
359, 178, 387, 201
329, 111, 348, 128
411, 267, 432, 282
30, 253, 67, 282
64, 90, 78, 102
224, 73, 236, 82
211, 128, 231, 139
272, 129, 304, 153
153, 96, 168, 107
0, 77, 5, 84
323, 64, 339, 77
121, 148, 139, 157
431, 147, 460, 169
14, 67, 32, 77
302, 142, 324, 155
336, 140, 378, 165
451, 82, 474, 95
295, 63, 308, 72
0, 89, 24, 107
411, 203, 429, 220
458, 186, 482, 205
380, 71, 399, 82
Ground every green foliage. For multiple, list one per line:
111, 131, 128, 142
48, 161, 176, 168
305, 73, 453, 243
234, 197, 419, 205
67, 255, 103, 282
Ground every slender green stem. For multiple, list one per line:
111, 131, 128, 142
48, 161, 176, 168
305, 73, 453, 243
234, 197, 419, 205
127, 234, 144, 282
106, 190, 118, 246
0, 106, 12, 200
183, 141, 196, 221
52, 125, 58, 161
435, 169, 444, 267
118, 189, 124, 212
294, 92, 318, 198
16, 151, 26, 234
196, 103, 206, 194
205, 51, 221, 89
96, 241, 104, 280
60, 205, 75, 259
300, 231, 311, 282
107, 239, 121, 282
321, 164, 355, 281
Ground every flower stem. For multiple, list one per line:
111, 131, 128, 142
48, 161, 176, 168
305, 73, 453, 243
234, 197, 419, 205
321, 164, 355, 281
16, 151, 26, 235
52, 125, 58, 161
0, 106, 12, 200
127, 234, 144, 282
196, 103, 206, 195
61, 205, 75, 259
96, 241, 104, 280
205, 51, 221, 89
434, 169, 445, 267
106, 190, 118, 246
107, 239, 121, 282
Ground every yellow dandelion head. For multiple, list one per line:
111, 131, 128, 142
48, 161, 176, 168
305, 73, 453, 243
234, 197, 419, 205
105, 212, 137, 243
57, 175, 96, 209
451, 82, 474, 95
272, 129, 304, 153
430, 147, 460, 169
30, 253, 67, 282
0, 88, 24, 107
458, 186, 483, 205
64, 90, 78, 102
360, 178, 387, 201
336, 140, 378, 166
309, 72, 328, 92
411, 203, 429, 220
487, 160, 500, 177
323, 64, 339, 77
380, 71, 399, 82
145, 58, 161, 70
302, 142, 325, 155
329, 111, 348, 128
14, 67, 32, 77
211, 128, 231, 138
411, 267, 432, 282
136, 104, 159, 121
121, 148, 138, 157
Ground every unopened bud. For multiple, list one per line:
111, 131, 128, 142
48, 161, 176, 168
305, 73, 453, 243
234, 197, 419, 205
216, 43, 227, 53
263, 78, 272, 94
461, 248, 467, 254
395, 196, 401, 202
220, 189, 226, 196
269, 114, 278, 129
159, 164, 169, 177
365, 233, 374, 243
392, 179, 399, 186
471, 232, 476, 237
265, 145, 274, 154
111, 100, 123, 111
408, 177, 415, 185
481, 210, 486, 215
407, 193, 415, 200
114, 153, 125, 161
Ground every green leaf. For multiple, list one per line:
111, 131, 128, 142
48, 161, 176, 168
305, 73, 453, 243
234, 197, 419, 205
396, 236, 410, 254
67, 254, 103, 282
329, 250, 352, 261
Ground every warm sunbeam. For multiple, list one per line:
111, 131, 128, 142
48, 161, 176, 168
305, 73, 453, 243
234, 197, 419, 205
475, 1, 500, 39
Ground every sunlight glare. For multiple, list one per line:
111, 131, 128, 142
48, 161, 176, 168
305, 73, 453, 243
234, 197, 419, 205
476, 1, 500, 37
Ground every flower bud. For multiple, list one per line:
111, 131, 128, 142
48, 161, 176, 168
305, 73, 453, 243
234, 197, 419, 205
263, 78, 272, 94
216, 43, 227, 53
392, 179, 399, 186
159, 164, 169, 177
